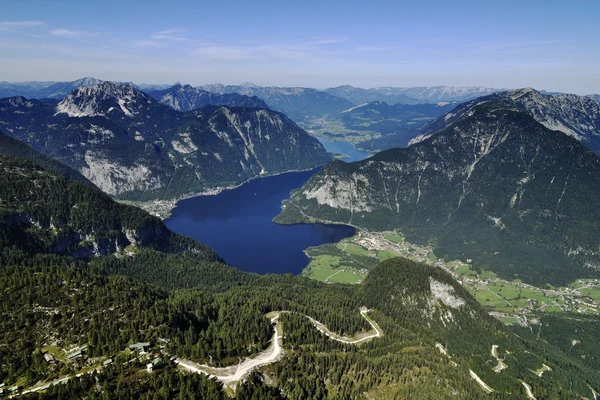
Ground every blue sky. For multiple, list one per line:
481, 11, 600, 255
0, 0, 598, 93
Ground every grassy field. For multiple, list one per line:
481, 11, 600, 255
42, 346, 68, 362
342, 243, 373, 257
498, 315, 521, 325
579, 287, 600, 302
384, 234, 404, 243
299, 116, 381, 145
302, 235, 403, 284
302, 254, 367, 284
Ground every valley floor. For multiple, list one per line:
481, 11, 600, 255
302, 229, 600, 325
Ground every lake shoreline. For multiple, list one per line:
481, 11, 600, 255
127, 138, 371, 219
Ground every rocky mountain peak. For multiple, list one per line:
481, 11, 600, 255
55, 81, 152, 118
75, 76, 103, 87
507, 87, 539, 99
179, 84, 195, 91
411, 88, 600, 152
2, 96, 28, 107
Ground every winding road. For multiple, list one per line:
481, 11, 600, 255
176, 314, 284, 385
521, 380, 537, 400
176, 308, 382, 387
307, 307, 382, 344
469, 369, 494, 393
491, 344, 507, 373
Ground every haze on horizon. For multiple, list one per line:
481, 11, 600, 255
1, 0, 598, 94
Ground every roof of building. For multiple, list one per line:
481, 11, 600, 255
67, 350, 82, 359
129, 342, 151, 349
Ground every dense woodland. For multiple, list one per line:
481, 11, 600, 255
1, 153, 600, 399
0, 156, 219, 261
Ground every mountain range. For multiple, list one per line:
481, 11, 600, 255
0, 82, 330, 200
0, 78, 535, 155
145, 83, 269, 112
199, 83, 356, 122
0, 77, 103, 100
326, 85, 501, 105
276, 88, 600, 285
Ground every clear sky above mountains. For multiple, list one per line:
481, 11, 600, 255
1, 0, 598, 94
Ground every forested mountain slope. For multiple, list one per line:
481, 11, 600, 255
0, 130, 94, 187
0, 155, 220, 261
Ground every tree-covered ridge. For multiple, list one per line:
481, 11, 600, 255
276, 105, 600, 285
0, 155, 219, 261
0, 264, 280, 387
0, 130, 94, 187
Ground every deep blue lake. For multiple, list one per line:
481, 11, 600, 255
315, 137, 371, 162
165, 169, 356, 274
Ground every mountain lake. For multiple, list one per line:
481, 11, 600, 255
165, 169, 355, 274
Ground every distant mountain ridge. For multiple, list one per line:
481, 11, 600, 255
326, 85, 502, 104
145, 83, 269, 112
0, 78, 357, 125
0, 81, 331, 200
0, 77, 103, 99
199, 83, 355, 121
326, 85, 421, 105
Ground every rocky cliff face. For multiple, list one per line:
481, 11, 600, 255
0, 82, 331, 200
277, 100, 600, 285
